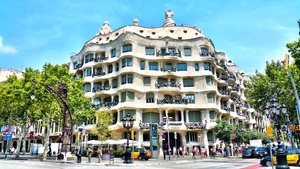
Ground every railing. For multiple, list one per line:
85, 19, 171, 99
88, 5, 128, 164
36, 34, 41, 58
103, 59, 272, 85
74, 64, 83, 70
155, 81, 181, 89
157, 98, 189, 105
156, 49, 181, 57
92, 72, 106, 77
92, 101, 118, 109
160, 67, 176, 72
85, 57, 94, 63
185, 122, 206, 129
139, 122, 164, 130
92, 86, 111, 92
218, 88, 229, 95
221, 105, 230, 112
217, 75, 228, 81
199, 52, 215, 57
94, 56, 108, 62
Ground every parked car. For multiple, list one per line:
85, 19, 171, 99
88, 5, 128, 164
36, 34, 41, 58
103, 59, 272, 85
260, 156, 273, 167
255, 147, 268, 159
121, 148, 151, 160
242, 148, 256, 158
273, 148, 300, 166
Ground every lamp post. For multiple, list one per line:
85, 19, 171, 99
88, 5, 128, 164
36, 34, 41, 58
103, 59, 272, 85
31, 81, 73, 160
121, 113, 135, 164
163, 116, 172, 160
297, 19, 300, 35
264, 96, 290, 169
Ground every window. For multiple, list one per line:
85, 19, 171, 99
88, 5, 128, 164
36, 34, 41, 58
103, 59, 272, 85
84, 83, 91, 92
207, 93, 215, 103
108, 64, 113, 73
112, 79, 118, 88
188, 111, 201, 122
201, 48, 209, 55
183, 78, 194, 87
121, 74, 133, 84
85, 54, 94, 63
185, 94, 195, 103
121, 91, 135, 102
204, 62, 211, 71
177, 63, 187, 71
186, 132, 198, 142
84, 68, 92, 76
146, 93, 154, 103
142, 112, 159, 123
149, 62, 158, 71
168, 48, 176, 55
111, 48, 116, 58
206, 76, 213, 86
122, 44, 132, 53
184, 48, 191, 56
166, 63, 172, 70
143, 77, 150, 85
194, 63, 199, 71
209, 111, 216, 122
140, 61, 145, 70
207, 131, 214, 142
122, 58, 132, 68
145, 47, 155, 55
121, 109, 136, 119
115, 63, 119, 71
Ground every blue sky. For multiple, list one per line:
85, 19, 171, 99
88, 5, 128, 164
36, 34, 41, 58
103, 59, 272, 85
0, 0, 299, 75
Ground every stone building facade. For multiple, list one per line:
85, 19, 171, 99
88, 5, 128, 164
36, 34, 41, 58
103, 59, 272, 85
69, 10, 264, 155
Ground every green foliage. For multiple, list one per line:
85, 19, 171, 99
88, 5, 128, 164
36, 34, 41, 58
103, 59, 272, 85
286, 38, 300, 69
214, 119, 234, 144
90, 108, 113, 141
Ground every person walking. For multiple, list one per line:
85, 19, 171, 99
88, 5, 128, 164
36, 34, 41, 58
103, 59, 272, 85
192, 146, 196, 159
76, 146, 82, 163
87, 147, 93, 163
97, 147, 102, 163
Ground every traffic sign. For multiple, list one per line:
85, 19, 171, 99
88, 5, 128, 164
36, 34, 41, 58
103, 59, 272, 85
174, 132, 177, 139
5, 134, 12, 140
162, 134, 166, 140
288, 133, 292, 138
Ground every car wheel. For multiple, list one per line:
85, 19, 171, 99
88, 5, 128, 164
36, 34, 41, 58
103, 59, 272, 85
138, 156, 143, 160
266, 161, 272, 167
297, 160, 300, 166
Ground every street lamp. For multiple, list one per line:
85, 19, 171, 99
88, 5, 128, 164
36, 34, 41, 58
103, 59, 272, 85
121, 113, 135, 164
297, 19, 300, 35
264, 97, 290, 169
163, 116, 172, 160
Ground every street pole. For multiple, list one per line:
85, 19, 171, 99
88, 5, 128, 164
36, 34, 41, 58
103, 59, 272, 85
286, 70, 300, 125
165, 114, 171, 160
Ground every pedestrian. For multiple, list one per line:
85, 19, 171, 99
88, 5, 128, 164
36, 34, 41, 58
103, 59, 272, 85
163, 143, 168, 160
172, 146, 177, 158
76, 146, 82, 163
97, 147, 102, 163
87, 147, 93, 163
192, 146, 196, 159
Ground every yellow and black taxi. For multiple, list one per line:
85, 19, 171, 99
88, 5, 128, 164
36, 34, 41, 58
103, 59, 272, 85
121, 148, 151, 160
273, 148, 300, 166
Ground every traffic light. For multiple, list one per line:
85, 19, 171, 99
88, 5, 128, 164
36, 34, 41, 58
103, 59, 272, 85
284, 54, 289, 70
131, 130, 135, 140
78, 132, 82, 140
266, 125, 273, 137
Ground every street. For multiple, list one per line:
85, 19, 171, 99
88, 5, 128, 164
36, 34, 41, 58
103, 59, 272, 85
0, 156, 263, 169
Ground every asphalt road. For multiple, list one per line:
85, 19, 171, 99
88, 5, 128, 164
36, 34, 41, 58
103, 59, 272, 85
0, 156, 262, 169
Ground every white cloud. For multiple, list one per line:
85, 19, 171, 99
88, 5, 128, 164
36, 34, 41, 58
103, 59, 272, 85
0, 36, 18, 54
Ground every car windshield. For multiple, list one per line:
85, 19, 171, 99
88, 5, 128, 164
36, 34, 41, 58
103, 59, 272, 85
245, 149, 252, 153
257, 147, 265, 151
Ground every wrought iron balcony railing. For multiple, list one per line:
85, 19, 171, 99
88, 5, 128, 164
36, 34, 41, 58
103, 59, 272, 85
185, 122, 206, 129
94, 56, 108, 62
92, 101, 118, 109
156, 49, 181, 57
155, 81, 181, 89
157, 98, 189, 105
160, 67, 176, 72
92, 85, 111, 92
92, 71, 106, 77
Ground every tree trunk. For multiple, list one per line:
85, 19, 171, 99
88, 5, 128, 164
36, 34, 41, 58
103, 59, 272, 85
42, 118, 51, 161
15, 127, 24, 158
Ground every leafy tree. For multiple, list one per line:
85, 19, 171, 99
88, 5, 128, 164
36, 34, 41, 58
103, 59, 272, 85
89, 108, 113, 142
214, 119, 234, 144
287, 38, 300, 69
